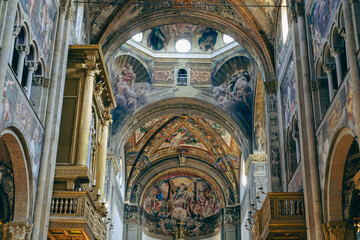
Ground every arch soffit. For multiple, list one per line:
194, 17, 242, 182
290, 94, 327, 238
0, 128, 33, 222
322, 127, 356, 222
99, 8, 274, 80
113, 97, 250, 159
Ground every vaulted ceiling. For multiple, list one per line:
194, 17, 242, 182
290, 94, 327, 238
88, 0, 280, 79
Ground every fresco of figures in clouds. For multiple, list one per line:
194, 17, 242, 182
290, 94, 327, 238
143, 172, 222, 237
0, 71, 44, 183
19, 0, 57, 63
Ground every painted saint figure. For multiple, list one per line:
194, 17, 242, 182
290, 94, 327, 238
198, 27, 218, 52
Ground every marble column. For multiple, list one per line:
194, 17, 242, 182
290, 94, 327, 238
342, 0, 360, 138
95, 116, 111, 203
323, 64, 336, 100
15, 45, 29, 80
9, 26, 21, 64
76, 56, 100, 166
0, 0, 17, 94
330, 47, 344, 86
32, 2, 69, 238
25, 62, 37, 98
292, 2, 323, 239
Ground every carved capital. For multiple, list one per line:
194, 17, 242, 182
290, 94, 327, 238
310, 81, 318, 91
323, 221, 346, 240
13, 26, 21, 36
82, 55, 101, 77
295, 2, 305, 17
264, 81, 277, 94
0, 222, 33, 240
32, 77, 50, 88
323, 64, 335, 74
322, 221, 346, 240
25, 62, 38, 72
330, 47, 344, 57
16, 45, 29, 55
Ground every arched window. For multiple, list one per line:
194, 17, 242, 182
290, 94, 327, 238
286, 119, 300, 182
332, 27, 347, 85
281, 0, 289, 44
316, 60, 330, 118
177, 69, 187, 86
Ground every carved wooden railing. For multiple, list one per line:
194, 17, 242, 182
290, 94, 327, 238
252, 193, 306, 240
49, 191, 106, 240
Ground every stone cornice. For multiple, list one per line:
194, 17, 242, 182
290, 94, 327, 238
245, 154, 267, 176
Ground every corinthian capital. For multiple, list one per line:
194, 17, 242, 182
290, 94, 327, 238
322, 221, 346, 240
82, 55, 101, 77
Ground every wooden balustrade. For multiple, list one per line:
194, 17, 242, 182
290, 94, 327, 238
48, 191, 107, 240
251, 193, 306, 240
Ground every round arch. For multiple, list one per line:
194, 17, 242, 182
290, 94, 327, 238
100, 8, 274, 81
0, 128, 33, 223
112, 97, 250, 161
322, 127, 356, 222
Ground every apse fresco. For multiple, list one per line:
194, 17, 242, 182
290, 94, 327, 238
0, 71, 44, 183
280, 59, 296, 127
204, 119, 231, 147
135, 117, 164, 143
19, 0, 57, 63
308, 0, 341, 63
143, 171, 222, 237
316, 78, 355, 189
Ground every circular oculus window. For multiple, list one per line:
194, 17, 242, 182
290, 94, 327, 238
175, 39, 191, 52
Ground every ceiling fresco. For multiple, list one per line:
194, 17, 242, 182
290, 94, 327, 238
125, 115, 241, 204
109, 44, 257, 141
127, 24, 235, 54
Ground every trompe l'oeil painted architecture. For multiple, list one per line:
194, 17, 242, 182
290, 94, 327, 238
0, 0, 359, 239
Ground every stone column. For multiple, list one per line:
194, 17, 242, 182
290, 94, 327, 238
76, 55, 100, 166
0, 0, 17, 94
330, 47, 344, 86
9, 26, 21, 64
95, 115, 111, 203
32, 1, 70, 238
342, 0, 360, 138
293, 2, 324, 239
323, 64, 336, 100
25, 62, 37, 98
15, 45, 29, 80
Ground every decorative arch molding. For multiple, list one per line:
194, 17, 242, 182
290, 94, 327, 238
0, 128, 33, 223
112, 97, 250, 162
100, 8, 274, 80
322, 127, 356, 222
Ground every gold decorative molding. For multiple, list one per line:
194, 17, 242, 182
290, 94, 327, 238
245, 154, 267, 176
354, 170, 360, 191
322, 221, 346, 240
55, 165, 91, 182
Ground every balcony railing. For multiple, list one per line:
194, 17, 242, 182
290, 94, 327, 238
251, 192, 306, 240
48, 191, 106, 240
